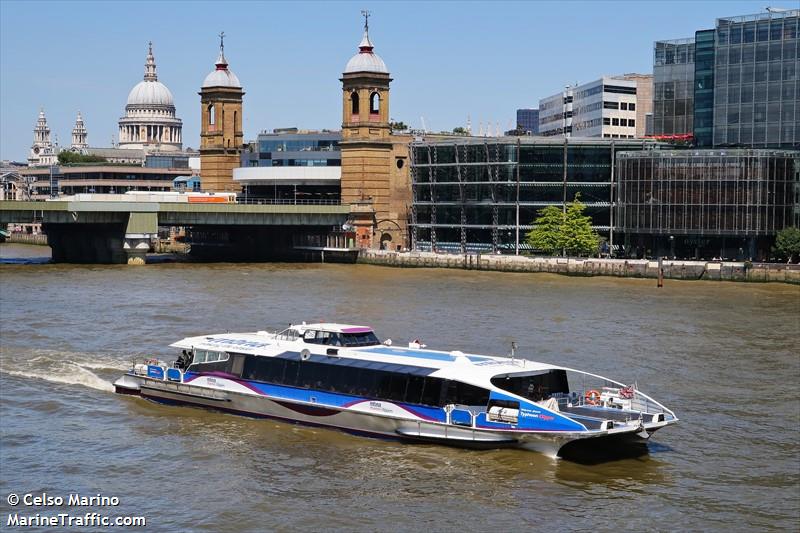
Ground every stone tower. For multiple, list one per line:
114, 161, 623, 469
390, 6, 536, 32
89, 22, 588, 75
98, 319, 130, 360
28, 108, 58, 167
199, 32, 244, 192
71, 111, 88, 151
340, 12, 393, 248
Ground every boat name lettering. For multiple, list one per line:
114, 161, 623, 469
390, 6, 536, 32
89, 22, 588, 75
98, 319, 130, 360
205, 338, 269, 349
519, 408, 555, 421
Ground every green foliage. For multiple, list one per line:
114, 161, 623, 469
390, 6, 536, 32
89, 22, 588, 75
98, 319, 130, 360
389, 121, 408, 132
57, 151, 107, 164
773, 227, 800, 262
452, 127, 468, 135
526, 205, 563, 254
526, 194, 601, 256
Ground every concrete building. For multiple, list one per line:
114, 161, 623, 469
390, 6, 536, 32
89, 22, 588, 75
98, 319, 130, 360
18, 165, 185, 199
118, 42, 183, 151
618, 73, 653, 139
539, 77, 649, 139
199, 35, 244, 192
516, 108, 539, 134
339, 15, 412, 249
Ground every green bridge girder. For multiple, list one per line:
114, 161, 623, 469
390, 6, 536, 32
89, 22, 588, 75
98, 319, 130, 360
0, 201, 351, 230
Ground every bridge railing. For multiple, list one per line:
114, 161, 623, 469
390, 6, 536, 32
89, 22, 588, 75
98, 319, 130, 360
235, 198, 342, 206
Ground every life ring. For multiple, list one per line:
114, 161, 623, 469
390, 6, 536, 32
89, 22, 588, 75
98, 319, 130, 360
585, 389, 602, 405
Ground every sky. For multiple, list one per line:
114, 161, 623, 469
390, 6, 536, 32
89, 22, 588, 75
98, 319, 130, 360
0, 0, 774, 161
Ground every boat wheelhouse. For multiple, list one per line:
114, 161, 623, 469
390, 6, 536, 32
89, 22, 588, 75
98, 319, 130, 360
114, 323, 677, 457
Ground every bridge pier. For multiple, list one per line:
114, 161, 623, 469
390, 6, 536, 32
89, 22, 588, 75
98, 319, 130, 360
44, 223, 127, 264
123, 237, 150, 265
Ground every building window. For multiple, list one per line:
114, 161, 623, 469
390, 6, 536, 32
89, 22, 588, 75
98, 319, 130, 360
603, 101, 619, 109
603, 134, 611, 138
612, 118, 619, 126
208, 104, 215, 126
620, 102, 628, 110
350, 92, 359, 115
603, 117, 611, 125
629, 119, 635, 128
620, 119, 627, 126
629, 103, 636, 111
370, 92, 380, 114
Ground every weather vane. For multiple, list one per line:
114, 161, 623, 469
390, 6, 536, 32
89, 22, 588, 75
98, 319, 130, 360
361, 9, 370, 31
219, 31, 225, 51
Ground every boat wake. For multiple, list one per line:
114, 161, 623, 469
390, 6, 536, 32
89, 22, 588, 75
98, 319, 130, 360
0, 348, 128, 393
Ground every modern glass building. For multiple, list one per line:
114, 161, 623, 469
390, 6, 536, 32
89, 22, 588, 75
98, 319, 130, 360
409, 137, 660, 253
516, 108, 539, 134
653, 38, 696, 139
236, 130, 342, 201
712, 10, 798, 148
616, 149, 800, 260
653, 9, 799, 149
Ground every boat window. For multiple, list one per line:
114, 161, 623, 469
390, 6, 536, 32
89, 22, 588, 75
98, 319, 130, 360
240, 354, 453, 407
302, 331, 346, 346
490, 370, 569, 402
340, 331, 381, 347
442, 380, 490, 406
277, 328, 300, 341
194, 350, 207, 364
303, 330, 317, 341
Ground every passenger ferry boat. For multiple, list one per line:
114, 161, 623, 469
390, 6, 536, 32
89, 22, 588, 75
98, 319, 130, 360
114, 323, 677, 457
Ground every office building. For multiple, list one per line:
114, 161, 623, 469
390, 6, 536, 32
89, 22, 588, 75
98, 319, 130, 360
516, 108, 539, 134
235, 130, 341, 202
652, 8, 798, 148
617, 149, 800, 259
409, 137, 660, 253
539, 77, 648, 139
652, 38, 696, 140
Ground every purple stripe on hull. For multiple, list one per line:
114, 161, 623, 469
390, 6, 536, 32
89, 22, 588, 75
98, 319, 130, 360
273, 400, 340, 417
184, 372, 267, 396
341, 327, 373, 333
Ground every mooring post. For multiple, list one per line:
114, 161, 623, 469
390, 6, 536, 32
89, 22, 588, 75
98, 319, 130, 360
658, 256, 664, 288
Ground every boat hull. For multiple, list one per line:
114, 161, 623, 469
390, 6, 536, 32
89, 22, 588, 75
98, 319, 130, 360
115, 373, 651, 458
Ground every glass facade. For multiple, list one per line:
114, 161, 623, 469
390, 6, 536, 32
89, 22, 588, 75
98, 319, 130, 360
693, 30, 716, 147
241, 131, 341, 168
712, 11, 798, 148
516, 108, 539, 134
409, 138, 658, 253
616, 150, 799, 259
653, 38, 696, 137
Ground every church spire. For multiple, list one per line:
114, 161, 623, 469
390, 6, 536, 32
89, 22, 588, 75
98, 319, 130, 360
358, 9, 374, 52
72, 111, 88, 150
215, 31, 228, 70
144, 41, 158, 81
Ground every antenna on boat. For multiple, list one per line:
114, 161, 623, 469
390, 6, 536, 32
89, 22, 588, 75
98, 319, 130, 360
510, 341, 517, 363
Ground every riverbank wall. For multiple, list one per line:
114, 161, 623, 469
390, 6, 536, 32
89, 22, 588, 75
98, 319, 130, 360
4, 233, 48, 246
358, 250, 800, 284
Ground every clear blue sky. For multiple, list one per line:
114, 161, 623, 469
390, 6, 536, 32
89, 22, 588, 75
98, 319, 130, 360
0, 0, 771, 160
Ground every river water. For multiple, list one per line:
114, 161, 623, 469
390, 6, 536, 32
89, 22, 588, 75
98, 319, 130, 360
1, 243, 798, 531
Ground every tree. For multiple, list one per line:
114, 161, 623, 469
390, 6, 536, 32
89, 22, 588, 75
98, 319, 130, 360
57, 151, 107, 164
561, 195, 600, 256
526, 205, 563, 254
774, 227, 800, 263
526, 194, 600, 256
389, 121, 408, 132
452, 127, 467, 135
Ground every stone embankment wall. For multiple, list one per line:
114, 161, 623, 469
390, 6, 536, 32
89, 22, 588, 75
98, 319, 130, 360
5, 233, 48, 246
358, 250, 800, 284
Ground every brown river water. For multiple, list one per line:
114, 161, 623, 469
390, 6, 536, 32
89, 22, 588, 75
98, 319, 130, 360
1, 243, 798, 531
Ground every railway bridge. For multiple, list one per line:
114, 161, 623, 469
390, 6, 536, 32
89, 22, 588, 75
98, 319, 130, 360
0, 200, 354, 264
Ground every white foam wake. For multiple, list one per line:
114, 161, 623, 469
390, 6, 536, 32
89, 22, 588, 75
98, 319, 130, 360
2, 366, 115, 393
0, 348, 127, 393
